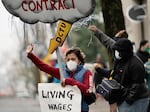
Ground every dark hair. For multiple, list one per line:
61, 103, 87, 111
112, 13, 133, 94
65, 47, 85, 65
139, 40, 149, 48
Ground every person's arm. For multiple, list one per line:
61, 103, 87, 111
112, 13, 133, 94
95, 67, 110, 78
28, 53, 60, 79
88, 25, 115, 50
64, 70, 93, 95
26, 44, 60, 80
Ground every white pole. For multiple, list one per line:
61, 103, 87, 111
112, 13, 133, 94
50, 23, 64, 81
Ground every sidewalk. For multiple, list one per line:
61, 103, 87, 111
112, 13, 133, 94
0, 96, 109, 112
90, 96, 109, 112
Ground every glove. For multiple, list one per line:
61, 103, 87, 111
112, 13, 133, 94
64, 78, 75, 86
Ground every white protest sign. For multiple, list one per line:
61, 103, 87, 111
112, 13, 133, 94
38, 83, 81, 112
2, 0, 96, 24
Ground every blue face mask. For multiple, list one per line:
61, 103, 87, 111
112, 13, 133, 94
114, 50, 122, 60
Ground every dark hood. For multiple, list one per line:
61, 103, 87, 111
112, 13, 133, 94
112, 38, 133, 60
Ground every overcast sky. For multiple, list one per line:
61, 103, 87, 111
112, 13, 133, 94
0, 1, 19, 58
0, 1, 20, 77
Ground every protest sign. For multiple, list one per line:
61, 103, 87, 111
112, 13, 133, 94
2, 0, 95, 24
38, 83, 81, 112
48, 20, 72, 53
2, 0, 96, 55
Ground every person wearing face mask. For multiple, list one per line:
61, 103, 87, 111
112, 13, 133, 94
136, 40, 150, 64
144, 58, 150, 112
93, 30, 128, 88
26, 44, 94, 112
88, 25, 149, 112
136, 40, 150, 112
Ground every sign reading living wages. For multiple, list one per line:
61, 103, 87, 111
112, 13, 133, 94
38, 83, 81, 112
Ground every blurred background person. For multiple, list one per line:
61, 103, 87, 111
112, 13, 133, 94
136, 40, 150, 112
136, 40, 150, 63
48, 53, 60, 83
93, 53, 107, 88
145, 58, 150, 90
144, 58, 150, 112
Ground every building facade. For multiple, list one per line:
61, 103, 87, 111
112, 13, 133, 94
121, 0, 150, 50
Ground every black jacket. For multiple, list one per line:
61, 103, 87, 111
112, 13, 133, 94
136, 50, 150, 63
111, 55, 149, 105
94, 29, 149, 105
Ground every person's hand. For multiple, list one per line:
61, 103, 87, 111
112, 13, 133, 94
115, 30, 126, 37
26, 43, 34, 54
61, 78, 66, 87
110, 103, 118, 112
61, 78, 75, 87
88, 25, 98, 32
94, 63, 103, 69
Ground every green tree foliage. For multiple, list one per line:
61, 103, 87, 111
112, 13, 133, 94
101, 0, 125, 36
69, 19, 108, 63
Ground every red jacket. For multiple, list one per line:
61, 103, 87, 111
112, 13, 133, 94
27, 53, 93, 95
